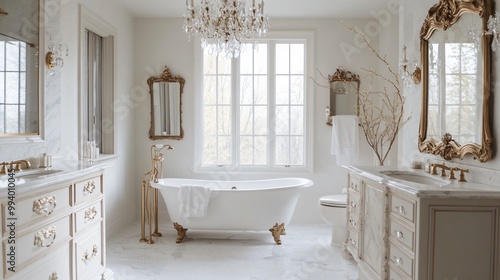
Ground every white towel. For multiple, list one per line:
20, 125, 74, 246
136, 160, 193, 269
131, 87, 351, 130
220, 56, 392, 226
331, 115, 359, 166
178, 185, 212, 218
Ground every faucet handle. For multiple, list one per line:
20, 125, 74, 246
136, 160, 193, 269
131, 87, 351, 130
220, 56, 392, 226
458, 168, 469, 182
449, 167, 458, 180
0, 162, 7, 174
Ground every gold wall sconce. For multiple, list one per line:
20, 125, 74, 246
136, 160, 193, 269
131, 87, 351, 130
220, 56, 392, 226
486, 12, 500, 51
45, 37, 68, 75
400, 45, 421, 87
0, 9, 7, 16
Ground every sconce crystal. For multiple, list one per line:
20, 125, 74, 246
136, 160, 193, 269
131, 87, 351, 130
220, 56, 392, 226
486, 12, 500, 52
45, 37, 68, 76
400, 45, 421, 88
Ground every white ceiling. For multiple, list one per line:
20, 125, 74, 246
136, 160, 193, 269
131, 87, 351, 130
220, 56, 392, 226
115, 0, 390, 18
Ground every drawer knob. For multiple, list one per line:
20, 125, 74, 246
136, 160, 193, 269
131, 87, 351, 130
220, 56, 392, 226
82, 245, 98, 263
395, 230, 404, 239
394, 205, 406, 215
350, 201, 357, 209
85, 207, 98, 222
34, 225, 57, 247
392, 256, 403, 266
349, 219, 357, 227
33, 195, 57, 216
83, 181, 96, 195
49, 272, 59, 280
349, 238, 356, 246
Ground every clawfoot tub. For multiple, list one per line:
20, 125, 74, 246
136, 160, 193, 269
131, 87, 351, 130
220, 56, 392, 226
151, 177, 313, 244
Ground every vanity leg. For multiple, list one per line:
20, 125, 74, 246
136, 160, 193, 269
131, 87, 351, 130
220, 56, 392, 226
269, 223, 286, 245
173, 222, 188, 243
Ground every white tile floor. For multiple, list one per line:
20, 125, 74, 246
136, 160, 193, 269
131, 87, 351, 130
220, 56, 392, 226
107, 221, 358, 280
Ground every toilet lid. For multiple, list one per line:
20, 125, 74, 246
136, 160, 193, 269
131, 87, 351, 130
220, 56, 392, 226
319, 194, 347, 207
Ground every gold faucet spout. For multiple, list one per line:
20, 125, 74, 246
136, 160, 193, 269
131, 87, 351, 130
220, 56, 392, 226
9, 160, 31, 172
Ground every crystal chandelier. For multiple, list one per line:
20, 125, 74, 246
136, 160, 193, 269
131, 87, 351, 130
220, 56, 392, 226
183, 0, 269, 58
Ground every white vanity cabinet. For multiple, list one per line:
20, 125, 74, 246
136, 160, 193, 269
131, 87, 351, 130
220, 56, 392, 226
0, 171, 113, 280
347, 169, 500, 280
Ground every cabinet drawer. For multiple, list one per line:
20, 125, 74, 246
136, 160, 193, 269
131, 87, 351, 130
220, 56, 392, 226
348, 190, 360, 215
348, 175, 360, 193
388, 267, 411, 280
391, 194, 416, 223
4, 242, 71, 280
347, 212, 360, 231
346, 229, 359, 258
75, 176, 102, 205
75, 223, 104, 280
389, 244, 414, 278
3, 215, 71, 273
75, 200, 103, 233
390, 218, 415, 251
2, 185, 71, 236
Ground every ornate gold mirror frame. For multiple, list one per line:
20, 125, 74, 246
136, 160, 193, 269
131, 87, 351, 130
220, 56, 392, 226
326, 68, 360, 126
419, 0, 493, 162
148, 66, 185, 140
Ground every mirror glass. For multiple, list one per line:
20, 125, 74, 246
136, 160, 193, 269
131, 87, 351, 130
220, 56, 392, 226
148, 67, 185, 140
419, 0, 493, 162
0, 0, 40, 136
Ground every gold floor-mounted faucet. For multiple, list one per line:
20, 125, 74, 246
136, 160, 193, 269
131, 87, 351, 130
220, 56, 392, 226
140, 144, 174, 244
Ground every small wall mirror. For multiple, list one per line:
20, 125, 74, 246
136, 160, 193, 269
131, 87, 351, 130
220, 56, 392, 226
148, 66, 185, 140
326, 67, 360, 125
419, 0, 493, 162
0, 0, 42, 138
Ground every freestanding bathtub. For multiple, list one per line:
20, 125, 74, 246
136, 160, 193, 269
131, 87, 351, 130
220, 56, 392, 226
151, 177, 313, 244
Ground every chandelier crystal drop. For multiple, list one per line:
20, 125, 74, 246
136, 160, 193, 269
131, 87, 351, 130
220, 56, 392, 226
183, 0, 269, 58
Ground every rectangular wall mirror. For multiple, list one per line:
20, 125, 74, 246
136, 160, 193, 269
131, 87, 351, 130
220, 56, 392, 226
148, 66, 185, 140
0, 0, 43, 140
326, 67, 360, 125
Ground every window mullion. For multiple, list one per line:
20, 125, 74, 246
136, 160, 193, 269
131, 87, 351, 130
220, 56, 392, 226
233, 56, 240, 168
268, 42, 276, 167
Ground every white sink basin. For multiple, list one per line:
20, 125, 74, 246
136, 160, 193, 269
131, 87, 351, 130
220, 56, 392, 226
380, 170, 450, 186
0, 169, 64, 183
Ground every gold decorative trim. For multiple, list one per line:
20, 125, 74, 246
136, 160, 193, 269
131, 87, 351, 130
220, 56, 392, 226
45, 51, 54, 69
84, 207, 98, 222
148, 66, 186, 140
328, 68, 360, 84
0, 9, 8, 16
82, 245, 98, 263
82, 181, 96, 195
173, 222, 188, 243
269, 223, 286, 245
419, 0, 493, 162
49, 272, 59, 280
33, 195, 57, 216
34, 225, 57, 247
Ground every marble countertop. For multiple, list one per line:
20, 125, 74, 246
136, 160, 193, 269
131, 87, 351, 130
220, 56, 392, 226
346, 165, 500, 198
0, 158, 116, 198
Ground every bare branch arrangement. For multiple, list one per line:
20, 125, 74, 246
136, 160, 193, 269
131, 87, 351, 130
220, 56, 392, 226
345, 25, 411, 166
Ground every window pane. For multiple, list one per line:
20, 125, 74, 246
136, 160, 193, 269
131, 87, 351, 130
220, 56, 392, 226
240, 136, 253, 165
276, 44, 289, 74
0, 42, 5, 71
445, 43, 460, 74
290, 106, 303, 135
275, 106, 289, 135
461, 43, 477, 73
460, 105, 476, 135
254, 76, 267, 105
461, 75, 476, 105
218, 105, 231, 135
254, 106, 267, 135
20, 43, 26, 72
218, 136, 232, 165
20, 73, 26, 104
0, 105, 3, 133
427, 105, 439, 137
218, 56, 231, 74
5, 104, 17, 134
429, 74, 440, 105
445, 75, 460, 105
290, 44, 304, 74
6, 42, 19, 71
240, 75, 253, 105
429, 43, 439, 74
240, 106, 253, 135
276, 76, 289, 104
218, 76, 231, 105
6, 72, 19, 103
445, 105, 459, 135
204, 52, 217, 74
19, 105, 25, 133
290, 75, 304, 104
254, 136, 267, 165
290, 136, 304, 165
254, 44, 267, 75
203, 76, 217, 104
240, 45, 253, 74
203, 136, 217, 165
275, 136, 289, 165
0, 73, 4, 103
203, 106, 216, 135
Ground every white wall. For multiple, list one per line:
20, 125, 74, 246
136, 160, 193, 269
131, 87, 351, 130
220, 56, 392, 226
133, 18, 400, 224
400, 0, 500, 186
60, 0, 136, 237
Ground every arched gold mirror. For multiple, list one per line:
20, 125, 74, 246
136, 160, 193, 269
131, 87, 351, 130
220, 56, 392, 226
419, 0, 493, 162
148, 66, 185, 140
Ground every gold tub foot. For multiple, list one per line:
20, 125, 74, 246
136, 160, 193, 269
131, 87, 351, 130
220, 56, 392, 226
269, 223, 286, 245
173, 222, 188, 243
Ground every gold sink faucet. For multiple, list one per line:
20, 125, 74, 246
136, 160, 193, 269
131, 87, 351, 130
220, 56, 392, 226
0, 162, 8, 174
431, 163, 450, 177
8, 160, 31, 172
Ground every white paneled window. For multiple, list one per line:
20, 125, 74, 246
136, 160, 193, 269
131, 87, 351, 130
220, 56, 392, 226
198, 34, 313, 171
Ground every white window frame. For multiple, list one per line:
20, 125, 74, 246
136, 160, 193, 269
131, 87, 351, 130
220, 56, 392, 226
79, 6, 116, 159
194, 31, 314, 173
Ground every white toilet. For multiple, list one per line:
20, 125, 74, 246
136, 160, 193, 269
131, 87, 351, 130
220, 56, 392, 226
318, 194, 347, 246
